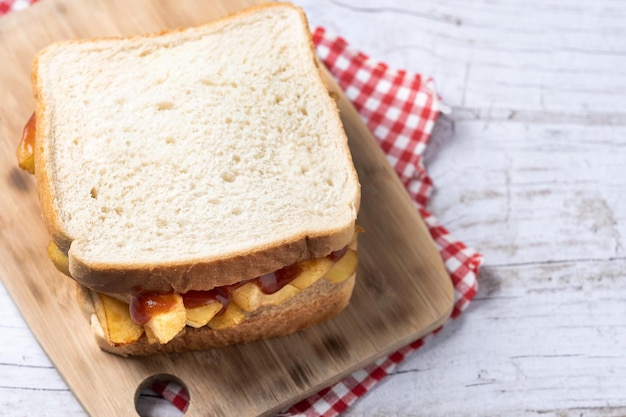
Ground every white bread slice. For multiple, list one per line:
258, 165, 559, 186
77, 275, 356, 356
32, 3, 360, 294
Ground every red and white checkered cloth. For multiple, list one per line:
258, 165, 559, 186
1, 2, 483, 415
0, 0, 32, 14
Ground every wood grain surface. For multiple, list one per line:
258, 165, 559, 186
0, 1, 453, 416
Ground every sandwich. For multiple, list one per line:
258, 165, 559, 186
16, 3, 361, 356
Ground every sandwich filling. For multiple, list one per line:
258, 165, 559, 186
49, 232, 358, 346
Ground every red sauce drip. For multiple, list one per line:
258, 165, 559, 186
327, 246, 348, 261
17, 112, 36, 172
256, 263, 302, 294
182, 288, 231, 315
129, 291, 179, 324
22, 112, 36, 149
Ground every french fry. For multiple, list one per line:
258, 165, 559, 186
92, 293, 144, 345
324, 249, 358, 284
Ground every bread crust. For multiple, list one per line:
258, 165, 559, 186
31, 3, 360, 294
71, 224, 356, 294
77, 275, 355, 356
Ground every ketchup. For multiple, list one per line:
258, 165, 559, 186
17, 112, 36, 174
129, 291, 180, 324
257, 263, 302, 294
327, 246, 348, 262
182, 288, 230, 315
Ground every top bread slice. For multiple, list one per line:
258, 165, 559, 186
32, 3, 360, 295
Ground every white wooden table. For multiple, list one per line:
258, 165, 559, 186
2, 0, 626, 415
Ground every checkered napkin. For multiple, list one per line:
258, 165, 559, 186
0, 0, 31, 14
0, 1, 483, 414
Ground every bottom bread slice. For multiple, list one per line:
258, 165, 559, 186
77, 275, 355, 356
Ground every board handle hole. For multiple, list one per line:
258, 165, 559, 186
135, 373, 190, 416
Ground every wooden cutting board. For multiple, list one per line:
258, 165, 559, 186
0, 0, 454, 415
